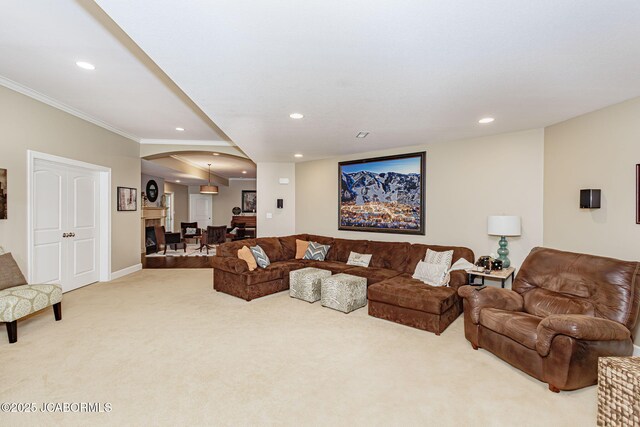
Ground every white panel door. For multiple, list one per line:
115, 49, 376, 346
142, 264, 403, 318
32, 160, 99, 292
32, 163, 65, 285
189, 194, 212, 229
66, 169, 99, 290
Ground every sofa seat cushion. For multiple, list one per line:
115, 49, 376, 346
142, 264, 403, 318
270, 260, 306, 274
368, 274, 458, 314
298, 260, 353, 274
344, 266, 401, 285
479, 308, 543, 350
242, 264, 284, 286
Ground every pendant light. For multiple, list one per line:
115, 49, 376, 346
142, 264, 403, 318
200, 163, 219, 194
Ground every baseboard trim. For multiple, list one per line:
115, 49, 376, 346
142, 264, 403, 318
110, 263, 142, 281
634, 345, 640, 357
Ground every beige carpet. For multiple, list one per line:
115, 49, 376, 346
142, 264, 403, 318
1, 269, 596, 426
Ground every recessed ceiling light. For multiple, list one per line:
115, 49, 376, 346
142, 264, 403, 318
289, 113, 304, 119
175, 127, 185, 131
76, 61, 95, 70
356, 131, 369, 138
175, 180, 181, 183
242, 171, 247, 174
478, 117, 495, 124
212, 153, 220, 156
294, 154, 303, 158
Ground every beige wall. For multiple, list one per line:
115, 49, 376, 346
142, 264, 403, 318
0, 85, 140, 274
212, 179, 256, 227
164, 182, 188, 232
257, 162, 296, 237
544, 97, 640, 346
296, 129, 545, 269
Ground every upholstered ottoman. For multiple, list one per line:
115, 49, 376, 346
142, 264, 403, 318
0, 284, 63, 343
290, 267, 332, 303
598, 357, 640, 426
321, 273, 367, 313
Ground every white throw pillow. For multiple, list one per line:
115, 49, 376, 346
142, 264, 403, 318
346, 251, 372, 267
412, 261, 450, 287
186, 227, 197, 235
425, 249, 454, 269
448, 258, 475, 272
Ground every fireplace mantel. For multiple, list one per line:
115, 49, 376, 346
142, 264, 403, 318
141, 207, 167, 253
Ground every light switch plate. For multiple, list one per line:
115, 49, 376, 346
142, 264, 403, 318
266, 212, 273, 219
279, 178, 290, 185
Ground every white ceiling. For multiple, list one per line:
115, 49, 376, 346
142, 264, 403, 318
171, 153, 256, 179
96, 0, 640, 162
0, 0, 229, 142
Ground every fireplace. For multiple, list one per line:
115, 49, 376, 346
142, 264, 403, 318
140, 207, 167, 254
145, 226, 158, 254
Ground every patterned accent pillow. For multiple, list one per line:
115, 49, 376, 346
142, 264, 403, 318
425, 249, 454, 269
250, 245, 271, 268
346, 251, 372, 267
412, 261, 450, 287
303, 241, 330, 261
186, 227, 197, 235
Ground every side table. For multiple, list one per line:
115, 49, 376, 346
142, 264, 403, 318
467, 267, 516, 288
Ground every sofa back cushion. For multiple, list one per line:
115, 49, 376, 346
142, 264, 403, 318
404, 244, 475, 275
333, 239, 369, 263
218, 239, 258, 257
252, 237, 285, 262
279, 234, 309, 259
367, 241, 410, 271
514, 247, 640, 330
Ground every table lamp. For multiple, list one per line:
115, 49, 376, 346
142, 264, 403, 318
487, 216, 521, 268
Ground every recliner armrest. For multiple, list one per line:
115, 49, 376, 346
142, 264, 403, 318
211, 256, 250, 274
536, 314, 631, 357
458, 285, 524, 324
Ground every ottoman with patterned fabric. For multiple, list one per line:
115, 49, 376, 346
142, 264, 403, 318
290, 267, 332, 303
321, 273, 367, 313
0, 284, 63, 343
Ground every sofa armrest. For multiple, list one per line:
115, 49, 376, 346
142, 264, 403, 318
458, 285, 524, 324
448, 270, 469, 290
211, 256, 249, 274
536, 314, 631, 356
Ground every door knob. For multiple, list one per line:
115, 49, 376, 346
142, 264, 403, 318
70, 232, 75, 237
63, 233, 68, 238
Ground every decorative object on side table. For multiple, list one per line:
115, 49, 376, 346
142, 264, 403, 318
598, 357, 640, 426
487, 215, 521, 268
338, 152, 426, 235
467, 266, 516, 288
117, 187, 137, 211
290, 267, 332, 303
0, 168, 7, 219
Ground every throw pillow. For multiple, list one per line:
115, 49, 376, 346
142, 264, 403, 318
237, 246, 257, 271
303, 241, 330, 261
295, 239, 310, 259
412, 261, 450, 287
186, 227, 197, 235
0, 252, 28, 291
250, 245, 271, 268
448, 258, 475, 272
425, 249, 454, 269
346, 251, 372, 267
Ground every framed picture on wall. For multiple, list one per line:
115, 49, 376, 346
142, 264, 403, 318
637, 164, 640, 224
0, 168, 7, 220
338, 152, 426, 235
242, 190, 257, 213
117, 187, 138, 212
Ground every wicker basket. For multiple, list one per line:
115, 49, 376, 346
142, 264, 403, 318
598, 357, 640, 426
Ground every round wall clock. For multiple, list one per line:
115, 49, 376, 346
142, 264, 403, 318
146, 180, 159, 202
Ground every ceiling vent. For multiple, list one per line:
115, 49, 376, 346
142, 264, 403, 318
356, 132, 369, 138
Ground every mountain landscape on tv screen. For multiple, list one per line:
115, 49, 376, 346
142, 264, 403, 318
340, 170, 421, 230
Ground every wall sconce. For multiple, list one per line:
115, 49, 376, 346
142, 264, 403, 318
580, 189, 601, 209
277, 199, 283, 209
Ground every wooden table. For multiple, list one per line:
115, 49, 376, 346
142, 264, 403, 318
467, 267, 516, 288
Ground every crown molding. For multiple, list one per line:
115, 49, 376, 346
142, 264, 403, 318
229, 177, 257, 181
139, 139, 233, 146
0, 75, 140, 143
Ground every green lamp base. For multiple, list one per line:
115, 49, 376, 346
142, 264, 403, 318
497, 236, 511, 268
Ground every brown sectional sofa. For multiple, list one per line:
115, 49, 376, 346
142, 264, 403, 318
212, 234, 474, 334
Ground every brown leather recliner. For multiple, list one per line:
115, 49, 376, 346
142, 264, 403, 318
458, 247, 640, 392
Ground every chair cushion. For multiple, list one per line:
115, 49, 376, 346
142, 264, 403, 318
344, 266, 401, 285
0, 253, 27, 291
0, 284, 62, 322
479, 308, 543, 350
368, 273, 458, 314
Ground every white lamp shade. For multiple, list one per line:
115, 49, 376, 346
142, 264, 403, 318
487, 216, 521, 236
